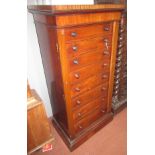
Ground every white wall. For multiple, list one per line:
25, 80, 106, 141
27, 12, 52, 117
27, 0, 52, 5
27, 0, 93, 117
51, 0, 93, 5
27, 0, 94, 5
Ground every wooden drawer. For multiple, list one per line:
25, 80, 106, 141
73, 96, 107, 121
72, 83, 108, 110
68, 50, 111, 72
66, 35, 112, 58
69, 62, 110, 84
74, 106, 106, 134
70, 74, 109, 98
64, 22, 113, 41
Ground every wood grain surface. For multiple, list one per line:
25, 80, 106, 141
28, 4, 125, 14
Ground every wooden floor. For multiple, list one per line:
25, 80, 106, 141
32, 108, 127, 155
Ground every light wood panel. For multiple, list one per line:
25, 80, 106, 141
27, 89, 54, 154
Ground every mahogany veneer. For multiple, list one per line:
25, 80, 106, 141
28, 4, 125, 151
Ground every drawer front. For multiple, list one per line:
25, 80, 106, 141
73, 96, 107, 122
69, 62, 110, 84
74, 107, 106, 134
64, 22, 113, 41
70, 74, 109, 98
68, 51, 111, 72
72, 83, 108, 110
66, 35, 112, 58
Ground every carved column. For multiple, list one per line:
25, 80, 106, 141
112, 11, 127, 111
93, 0, 127, 113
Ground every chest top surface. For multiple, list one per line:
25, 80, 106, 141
28, 5, 125, 27
28, 4, 125, 15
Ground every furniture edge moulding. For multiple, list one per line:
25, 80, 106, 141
28, 4, 126, 15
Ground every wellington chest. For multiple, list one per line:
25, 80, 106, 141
28, 4, 125, 151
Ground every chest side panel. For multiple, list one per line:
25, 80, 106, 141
33, 15, 69, 135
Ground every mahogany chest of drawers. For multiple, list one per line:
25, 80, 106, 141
28, 4, 125, 151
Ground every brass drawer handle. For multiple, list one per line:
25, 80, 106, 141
78, 112, 81, 117
71, 32, 77, 37
78, 125, 83, 129
104, 27, 110, 31
76, 100, 81, 105
74, 73, 80, 79
103, 38, 109, 43
73, 59, 79, 65
72, 46, 78, 51
102, 74, 108, 79
103, 51, 110, 55
104, 38, 110, 49
103, 63, 108, 67
101, 87, 107, 91
101, 109, 106, 113
75, 87, 80, 92
102, 98, 105, 101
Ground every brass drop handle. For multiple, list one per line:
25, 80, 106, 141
102, 74, 108, 79
71, 32, 77, 37
79, 125, 83, 129
74, 73, 80, 79
104, 27, 110, 31
75, 87, 80, 92
105, 42, 109, 49
72, 46, 78, 51
101, 109, 105, 113
101, 87, 106, 91
73, 59, 79, 64
78, 112, 81, 117
102, 98, 105, 101
104, 38, 110, 49
104, 38, 109, 43
76, 100, 81, 105
103, 63, 108, 67
103, 51, 110, 55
